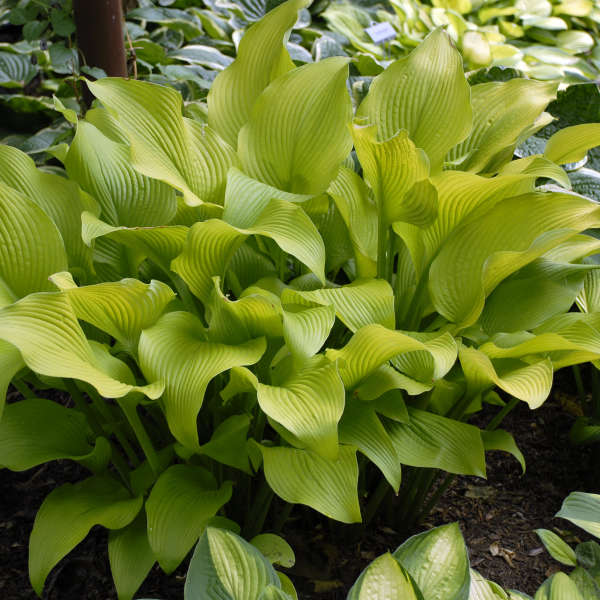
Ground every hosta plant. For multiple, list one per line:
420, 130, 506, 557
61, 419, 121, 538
4, 0, 600, 598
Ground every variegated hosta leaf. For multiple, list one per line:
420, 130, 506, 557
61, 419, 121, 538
29, 475, 143, 596
0, 292, 163, 399
327, 325, 457, 389
63, 111, 177, 227
208, 0, 308, 148
459, 344, 552, 409
448, 79, 557, 174
469, 570, 509, 600
544, 123, 600, 165
50, 272, 175, 354
429, 192, 600, 329
145, 464, 233, 573
87, 78, 238, 207
138, 311, 266, 450
385, 407, 486, 477
238, 56, 353, 195
352, 123, 437, 227
356, 28, 472, 173
258, 444, 361, 523
0, 146, 95, 277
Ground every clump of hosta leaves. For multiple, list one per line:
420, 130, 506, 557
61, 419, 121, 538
3, 0, 600, 598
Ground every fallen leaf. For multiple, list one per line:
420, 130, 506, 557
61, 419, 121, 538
313, 580, 344, 593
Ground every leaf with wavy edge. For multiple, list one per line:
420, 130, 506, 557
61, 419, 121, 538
238, 57, 352, 194
498, 156, 570, 189
87, 78, 238, 207
357, 29, 471, 173
208, 0, 309, 147
138, 311, 265, 450
544, 123, 600, 165
145, 464, 233, 573
0, 292, 163, 399
29, 475, 143, 596
258, 444, 361, 523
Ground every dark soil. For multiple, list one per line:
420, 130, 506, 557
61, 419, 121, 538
1, 382, 598, 600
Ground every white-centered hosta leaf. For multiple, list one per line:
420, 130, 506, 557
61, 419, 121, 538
64, 115, 177, 227
185, 527, 281, 600
385, 407, 486, 477
238, 56, 353, 194
29, 475, 143, 596
394, 523, 471, 600
208, 0, 308, 147
50, 273, 175, 354
536, 529, 577, 566
0, 146, 94, 277
87, 78, 238, 207
356, 28, 472, 172
459, 344, 552, 409
0, 398, 110, 472
138, 311, 265, 450
145, 464, 233, 573
0, 292, 163, 399
352, 123, 436, 227
259, 444, 361, 523
469, 569, 509, 600
429, 192, 600, 329
448, 79, 556, 174
347, 552, 422, 600
544, 123, 600, 165
556, 492, 600, 538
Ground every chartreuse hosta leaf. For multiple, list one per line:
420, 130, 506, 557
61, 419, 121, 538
536, 529, 577, 566
87, 78, 238, 207
556, 492, 600, 538
49, 272, 175, 354
534, 572, 584, 600
184, 527, 282, 600
394, 523, 471, 600
356, 28, 472, 173
347, 552, 423, 600
352, 123, 437, 227
481, 429, 525, 474
544, 123, 600, 165
0, 341, 25, 419
281, 301, 335, 362
498, 156, 570, 189
429, 192, 600, 329
208, 0, 308, 147
0, 146, 95, 277
138, 311, 266, 450
198, 414, 253, 473
0, 398, 110, 472
250, 534, 295, 569
63, 109, 177, 227
258, 444, 361, 523
29, 475, 143, 596
238, 56, 353, 194
145, 464, 233, 573
0, 292, 163, 400
448, 79, 556, 174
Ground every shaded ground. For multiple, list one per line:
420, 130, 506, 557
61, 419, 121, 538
1, 385, 598, 599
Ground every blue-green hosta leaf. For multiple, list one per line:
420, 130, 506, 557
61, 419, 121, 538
544, 124, 600, 165
535, 529, 577, 566
429, 192, 600, 329
87, 78, 238, 207
29, 475, 143, 596
0, 398, 110, 472
339, 398, 402, 492
448, 79, 556, 174
0, 293, 163, 399
352, 123, 437, 227
0, 146, 95, 277
469, 570, 509, 599
556, 492, 600, 538
0, 51, 36, 86
63, 115, 177, 227
108, 512, 155, 600
570, 168, 600, 203
185, 527, 281, 600
146, 464, 233, 573
138, 311, 265, 450
50, 273, 175, 354
168, 45, 233, 70
238, 56, 353, 195
357, 29, 472, 173
385, 407, 486, 477
394, 523, 471, 600
208, 0, 308, 147
250, 534, 295, 568
259, 444, 361, 523
534, 572, 584, 600
481, 429, 526, 474
347, 552, 423, 600
459, 344, 552, 409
